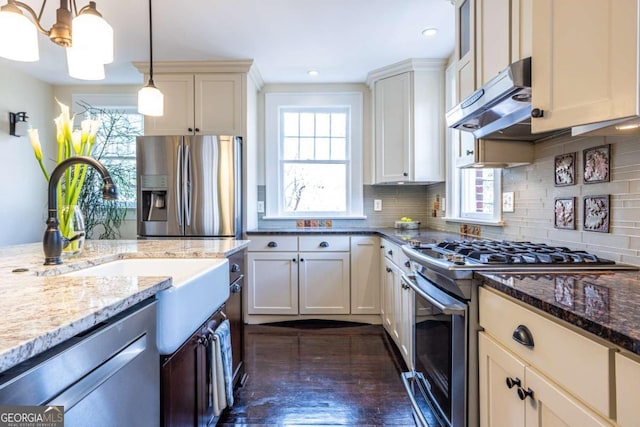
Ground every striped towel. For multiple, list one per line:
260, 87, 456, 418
213, 319, 234, 407
211, 332, 226, 416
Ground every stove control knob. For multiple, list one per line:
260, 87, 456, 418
445, 253, 454, 261
453, 254, 466, 265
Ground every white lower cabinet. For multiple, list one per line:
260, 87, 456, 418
247, 235, 350, 316
479, 333, 612, 427
380, 238, 413, 370
615, 351, 640, 426
350, 236, 381, 314
479, 287, 615, 427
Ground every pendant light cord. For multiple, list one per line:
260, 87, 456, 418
148, 0, 155, 85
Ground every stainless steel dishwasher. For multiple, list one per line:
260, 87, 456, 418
0, 299, 159, 426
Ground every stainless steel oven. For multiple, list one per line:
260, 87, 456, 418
402, 273, 468, 427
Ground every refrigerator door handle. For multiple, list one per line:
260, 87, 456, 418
176, 145, 183, 227
184, 144, 192, 227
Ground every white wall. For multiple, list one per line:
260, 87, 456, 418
0, 63, 55, 246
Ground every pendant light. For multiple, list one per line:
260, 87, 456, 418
138, 0, 164, 117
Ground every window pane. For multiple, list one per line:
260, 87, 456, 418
461, 168, 496, 215
300, 113, 315, 136
315, 113, 331, 137
331, 138, 346, 160
283, 112, 299, 136
283, 163, 346, 212
299, 138, 315, 160
331, 113, 346, 137
315, 138, 330, 160
283, 137, 299, 160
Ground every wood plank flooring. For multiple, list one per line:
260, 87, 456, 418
217, 321, 418, 426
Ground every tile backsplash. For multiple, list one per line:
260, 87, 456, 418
427, 133, 640, 266
256, 184, 436, 229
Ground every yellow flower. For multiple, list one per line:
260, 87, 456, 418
72, 130, 82, 154
28, 129, 42, 160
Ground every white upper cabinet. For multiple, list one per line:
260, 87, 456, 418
144, 74, 195, 136
368, 59, 446, 184
455, 0, 476, 102
531, 0, 638, 133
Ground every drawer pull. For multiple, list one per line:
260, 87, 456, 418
319, 241, 329, 248
517, 387, 534, 401
404, 260, 411, 268
505, 377, 521, 389
512, 324, 535, 348
386, 267, 392, 273
267, 241, 278, 248
231, 263, 240, 273
388, 249, 393, 256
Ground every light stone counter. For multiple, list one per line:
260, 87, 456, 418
0, 239, 250, 373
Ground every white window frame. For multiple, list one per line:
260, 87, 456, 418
264, 92, 364, 219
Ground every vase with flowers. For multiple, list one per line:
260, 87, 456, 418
29, 99, 101, 256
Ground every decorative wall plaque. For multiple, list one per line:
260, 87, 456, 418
583, 144, 610, 184
554, 197, 575, 229
554, 152, 576, 186
583, 195, 610, 233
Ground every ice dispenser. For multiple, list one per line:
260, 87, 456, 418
139, 174, 171, 236
142, 191, 167, 221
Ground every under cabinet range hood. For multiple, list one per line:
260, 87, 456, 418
446, 57, 567, 141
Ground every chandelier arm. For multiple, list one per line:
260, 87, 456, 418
13, 0, 51, 35
71, 0, 77, 16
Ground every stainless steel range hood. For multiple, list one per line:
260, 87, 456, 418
446, 57, 568, 142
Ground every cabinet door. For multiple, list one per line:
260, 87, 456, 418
475, 0, 511, 87
374, 73, 412, 183
299, 252, 350, 315
511, 0, 532, 61
455, 0, 476, 102
145, 74, 195, 136
525, 367, 613, 427
454, 130, 477, 168
381, 257, 397, 338
531, 0, 638, 133
350, 236, 381, 314
247, 252, 298, 315
195, 74, 243, 135
161, 334, 202, 426
616, 351, 640, 426
478, 332, 526, 427
398, 279, 414, 370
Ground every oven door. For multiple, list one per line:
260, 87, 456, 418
401, 273, 468, 427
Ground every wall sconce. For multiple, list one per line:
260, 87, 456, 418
9, 112, 29, 137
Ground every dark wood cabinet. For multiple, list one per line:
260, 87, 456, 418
226, 250, 246, 388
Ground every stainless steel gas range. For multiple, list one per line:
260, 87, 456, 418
400, 239, 637, 427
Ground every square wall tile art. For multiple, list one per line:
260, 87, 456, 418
583, 195, 610, 233
583, 144, 610, 184
554, 152, 576, 186
554, 197, 575, 229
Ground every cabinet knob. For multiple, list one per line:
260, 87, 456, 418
531, 108, 544, 118
517, 387, 534, 401
267, 241, 278, 248
386, 267, 392, 273
231, 282, 242, 293
403, 172, 408, 177
388, 249, 393, 256
512, 324, 535, 348
466, 150, 474, 156
188, 127, 193, 132
292, 258, 297, 263
505, 377, 521, 389
195, 128, 200, 132
319, 241, 329, 248
404, 260, 411, 268
231, 263, 240, 272
300, 258, 305, 262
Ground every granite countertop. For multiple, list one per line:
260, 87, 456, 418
478, 270, 640, 355
0, 239, 250, 374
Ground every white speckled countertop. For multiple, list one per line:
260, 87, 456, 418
0, 239, 250, 374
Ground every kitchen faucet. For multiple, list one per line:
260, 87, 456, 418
43, 156, 118, 265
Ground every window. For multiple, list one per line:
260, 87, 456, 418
265, 92, 363, 218
459, 168, 501, 221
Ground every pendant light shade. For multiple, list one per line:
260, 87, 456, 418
138, 0, 164, 116
138, 82, 164, 116
66, 47, 105, 80
72, 2, 113, 64
0, 4, 38, 61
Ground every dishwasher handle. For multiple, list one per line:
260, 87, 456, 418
48, 334, 147, 411
401, 273, 467, 316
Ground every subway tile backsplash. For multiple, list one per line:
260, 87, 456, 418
427, 133, 640, 266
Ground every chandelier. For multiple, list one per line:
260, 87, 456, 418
0, 0, 113, 80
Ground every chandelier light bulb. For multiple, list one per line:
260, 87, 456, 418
0, 5, 39, 61
72, 6, 113, 64
66, 47, 105, 80
138, 82, 164, 117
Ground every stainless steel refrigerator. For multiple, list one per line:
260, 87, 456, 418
136, 135, 241, 238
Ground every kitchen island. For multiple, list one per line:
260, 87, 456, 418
0, 239, 249, 374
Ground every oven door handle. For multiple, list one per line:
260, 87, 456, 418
401, 273, 467, 316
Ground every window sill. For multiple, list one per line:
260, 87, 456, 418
443, 217, 505, 227
262, 215, 367, 220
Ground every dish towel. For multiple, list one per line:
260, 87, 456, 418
213, 319, 234, 408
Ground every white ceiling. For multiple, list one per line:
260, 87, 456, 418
0, 0, 455, 85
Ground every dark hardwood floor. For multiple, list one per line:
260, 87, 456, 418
217, 320, 418, 426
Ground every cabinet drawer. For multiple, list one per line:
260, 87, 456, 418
382, 239, 411, 273
248, 236, 298, 252
299, 235, 350, 252
479, 287, 614, 418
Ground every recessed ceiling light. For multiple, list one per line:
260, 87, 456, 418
422, 28, 438, 37
307, 70, 319, 76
